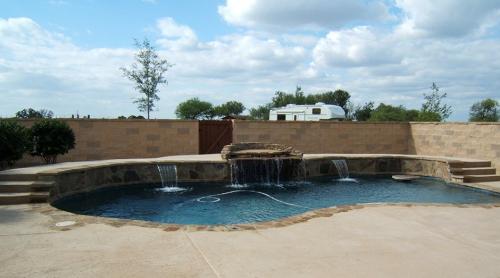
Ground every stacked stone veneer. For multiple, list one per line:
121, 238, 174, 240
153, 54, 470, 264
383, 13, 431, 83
409, 123, 500, 172
49, 162, 228, 201
305, 157, 451, 181
17, 119, 199, 166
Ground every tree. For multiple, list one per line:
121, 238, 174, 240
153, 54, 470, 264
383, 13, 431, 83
213, 101, 245, 117
16, 108, 53, 119
0, 120, 31, 169
369, 103, 410, 121
415, 111, 442, 122
249, 104, 273, 120
353, 102, 374, 121
312, 89, 351, 117
469, 98, 499, 122
30, 119, 75, 164
175, 98, 214, 119
421, 83, 452, 121
121, 39, 171, 119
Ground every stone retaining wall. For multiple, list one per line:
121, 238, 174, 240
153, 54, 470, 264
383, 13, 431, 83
409, 122, 500, 171
232, 121, 410, 154
17, 119, 199, 166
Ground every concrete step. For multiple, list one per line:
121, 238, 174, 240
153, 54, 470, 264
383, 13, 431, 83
0, 192, 49, 205
448, 161, 491, 168
450, 167, 496, 175
30, 192, 50, 203
463, 175, 500, 183
0, 173, 40, 182
0, 181, 54, 193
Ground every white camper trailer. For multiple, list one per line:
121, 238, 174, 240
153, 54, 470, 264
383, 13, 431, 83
269, 103, 345, 121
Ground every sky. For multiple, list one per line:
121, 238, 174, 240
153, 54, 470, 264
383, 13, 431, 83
1, 0, 499, 120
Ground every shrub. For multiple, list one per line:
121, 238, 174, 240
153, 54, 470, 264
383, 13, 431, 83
0, 120, 30, 169
30, 119, 75, 164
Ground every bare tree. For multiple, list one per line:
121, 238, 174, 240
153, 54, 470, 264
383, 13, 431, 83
121, 39, 171, 119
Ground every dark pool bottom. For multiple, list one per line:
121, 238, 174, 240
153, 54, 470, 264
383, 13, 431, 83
53, 176, 500, 225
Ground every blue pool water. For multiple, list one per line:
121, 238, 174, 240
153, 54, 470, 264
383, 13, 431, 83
53, 176, 500, 225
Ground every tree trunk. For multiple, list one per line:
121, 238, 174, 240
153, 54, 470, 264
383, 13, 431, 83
147, 95, 150, 119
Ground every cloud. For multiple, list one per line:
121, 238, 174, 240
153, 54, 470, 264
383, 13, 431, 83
1, 12, 500, 121
218, 0, 390, 30
312, 27, 402, 68
395, 0, 500, 37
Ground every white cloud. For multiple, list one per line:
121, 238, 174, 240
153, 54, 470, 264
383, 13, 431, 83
395, 0, 500, 37
312, 27, 401, 68
1, 12, 500, 121
218, 0, 390, 30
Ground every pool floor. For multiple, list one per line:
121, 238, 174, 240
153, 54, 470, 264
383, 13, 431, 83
53, 176, 500, 225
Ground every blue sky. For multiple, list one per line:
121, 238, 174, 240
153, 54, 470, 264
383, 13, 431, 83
1, 0, 232, 46
1, 0, 500, 120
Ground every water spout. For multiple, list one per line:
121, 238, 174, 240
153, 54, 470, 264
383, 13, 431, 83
331, 160, 358, 183
156, 164, 186, 192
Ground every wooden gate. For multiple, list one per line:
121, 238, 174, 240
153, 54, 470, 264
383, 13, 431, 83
199, 120, 233, 154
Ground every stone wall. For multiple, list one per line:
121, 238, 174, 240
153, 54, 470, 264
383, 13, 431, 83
232, 121, 410, 154
409, 122, 500, 171
18, 119, 199, 166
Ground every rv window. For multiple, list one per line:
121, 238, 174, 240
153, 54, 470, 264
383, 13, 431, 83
277, 114, 286, 120
294, 115, 297, 121
312, 108, 321, 115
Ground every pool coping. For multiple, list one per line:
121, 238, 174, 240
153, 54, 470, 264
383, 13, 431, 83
29, 201, 500, 233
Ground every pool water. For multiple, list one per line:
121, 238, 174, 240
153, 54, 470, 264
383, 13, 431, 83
53, 176, 500, 225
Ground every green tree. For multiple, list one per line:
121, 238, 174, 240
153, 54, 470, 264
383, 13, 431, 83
421, 83, 452, 120
249, 104, 273, 120
0, 120, 31, 169
369, 103, 410, 121
175, 98, 214, 120
415, 111, 442, 122
16, 108, 53, 119
312, 89, 351, 116
121, 39, 171, 119
30, 119, 75, 164
469, 98, 499, 122
213, 101, 245, 117
353, 102, 374, 121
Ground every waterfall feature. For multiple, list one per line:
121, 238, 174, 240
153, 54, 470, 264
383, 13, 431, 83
331, 160, 357, 182
229, 158, 302, 187
156, 164, 185, 192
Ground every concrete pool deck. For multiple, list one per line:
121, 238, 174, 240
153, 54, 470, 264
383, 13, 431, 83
1, 203, 500, 277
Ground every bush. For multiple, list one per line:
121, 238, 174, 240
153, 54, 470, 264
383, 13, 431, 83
30, 119, 75, 164
0, 120, 31, 169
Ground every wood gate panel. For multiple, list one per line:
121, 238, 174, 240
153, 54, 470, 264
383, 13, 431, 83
199, 120, 233, 154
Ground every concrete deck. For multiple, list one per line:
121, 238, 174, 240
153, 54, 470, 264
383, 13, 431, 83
1, 204, 500, 277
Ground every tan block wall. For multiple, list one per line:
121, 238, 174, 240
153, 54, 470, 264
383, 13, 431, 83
232, 121, 410, 154
409, 122, 500, 171
18, 119, 199, 166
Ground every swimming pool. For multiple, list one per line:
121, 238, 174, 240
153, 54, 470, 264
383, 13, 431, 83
52, 176, 500, 225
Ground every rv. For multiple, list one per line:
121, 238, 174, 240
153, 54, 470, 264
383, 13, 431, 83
269, 103, 345, 121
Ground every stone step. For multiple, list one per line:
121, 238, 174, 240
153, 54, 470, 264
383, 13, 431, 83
448, 161, 491, 168
450, 167, 496, 175
463, 175, 500, 183
0, 173, 40, 182
0, 181, 54, 193
0, 192, 49, 205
